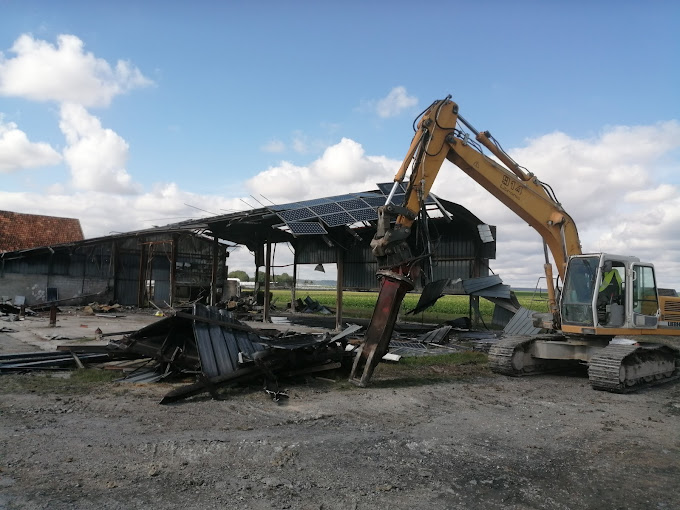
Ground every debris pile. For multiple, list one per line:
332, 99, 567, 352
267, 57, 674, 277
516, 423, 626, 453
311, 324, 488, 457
0, 296, 36, 321
109, 304, 349, 403
292, 295, 334, 314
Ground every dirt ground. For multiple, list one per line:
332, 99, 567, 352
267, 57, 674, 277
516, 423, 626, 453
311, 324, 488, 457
1, 311, 679, 509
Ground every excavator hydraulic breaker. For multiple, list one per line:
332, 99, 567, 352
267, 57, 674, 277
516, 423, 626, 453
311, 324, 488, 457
349, 269, 414, 386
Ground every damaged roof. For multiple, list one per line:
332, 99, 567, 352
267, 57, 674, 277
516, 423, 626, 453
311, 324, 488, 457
0, 210, 84, 253
162, 184, 488, 250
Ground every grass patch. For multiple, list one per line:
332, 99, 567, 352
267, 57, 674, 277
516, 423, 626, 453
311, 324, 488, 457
275, 289, 550, 323
333, 351, 489, 390
0, 368, 119, 395
373, 351, 489, 387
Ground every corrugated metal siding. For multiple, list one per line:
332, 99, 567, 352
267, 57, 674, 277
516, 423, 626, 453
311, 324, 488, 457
192, 304, 266, 378
503, 307, 543, 335
115, 252, 139, 305
151, 256, 170, 304
462, 275, 503, 293
3, 254, 50, 274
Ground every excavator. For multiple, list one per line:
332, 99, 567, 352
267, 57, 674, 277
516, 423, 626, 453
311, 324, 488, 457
349, 95, 680, 392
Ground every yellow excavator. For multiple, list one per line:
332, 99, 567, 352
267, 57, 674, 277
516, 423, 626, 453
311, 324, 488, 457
349, 95, 680, 391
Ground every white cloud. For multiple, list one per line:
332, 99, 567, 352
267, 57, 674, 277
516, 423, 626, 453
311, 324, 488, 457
0, 117, 62, 172
59, 103, 140, 194
261, 139, 286, 153
375, 86, 418, 118
245, 137, 400, 204
0, 34, 153, 107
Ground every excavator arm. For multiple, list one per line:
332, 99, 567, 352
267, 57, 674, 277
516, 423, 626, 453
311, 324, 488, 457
350, 96, 582, 386
374, 96, 582, 278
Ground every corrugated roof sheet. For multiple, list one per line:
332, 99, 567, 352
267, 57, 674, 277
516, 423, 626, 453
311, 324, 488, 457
462, 275, 503, 294
0, 210, 84, 252
192, 304, 267, 378
503, 307, 544, 335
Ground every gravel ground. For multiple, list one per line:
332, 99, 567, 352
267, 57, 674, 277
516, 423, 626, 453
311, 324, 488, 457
1, 312, 679, 509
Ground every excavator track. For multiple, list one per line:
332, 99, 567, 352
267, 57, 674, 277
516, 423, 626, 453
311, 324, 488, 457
488, 336, 559, 376
588, 343, 679, 393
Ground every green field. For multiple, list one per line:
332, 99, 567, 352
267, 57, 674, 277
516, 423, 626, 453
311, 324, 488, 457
271, 288, 550, 324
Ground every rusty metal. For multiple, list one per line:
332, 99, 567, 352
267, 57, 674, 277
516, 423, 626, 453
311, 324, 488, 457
348, 267, 414, 386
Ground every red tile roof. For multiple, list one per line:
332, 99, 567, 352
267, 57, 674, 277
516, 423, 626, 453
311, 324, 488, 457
0, 210, 84, 252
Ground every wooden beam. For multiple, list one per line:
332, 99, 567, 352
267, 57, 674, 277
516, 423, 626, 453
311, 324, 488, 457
290, 247, 297, 313
335, 247, 344, 331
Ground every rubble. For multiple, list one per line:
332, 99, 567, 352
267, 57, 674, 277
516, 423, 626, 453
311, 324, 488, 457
109, 304, 351, 403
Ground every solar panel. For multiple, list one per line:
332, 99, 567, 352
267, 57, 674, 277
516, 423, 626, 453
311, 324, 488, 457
309, 202, 343, 216
331, 193, 362, 202
349, 208, 379, 221
389, 193, 406, 205
319, 211, 356, 227
362, 195, 387, 207
377, 182, 407, 194
296, 197, 333, 207
287, 222, 328, 235
337, 198, 370, 211
277, 208, 315, 222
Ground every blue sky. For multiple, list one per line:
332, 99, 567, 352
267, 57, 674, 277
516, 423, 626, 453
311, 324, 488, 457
1, 1, 679, 287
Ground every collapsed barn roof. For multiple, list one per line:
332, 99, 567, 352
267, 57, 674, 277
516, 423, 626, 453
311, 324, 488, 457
0, 185, 496, 309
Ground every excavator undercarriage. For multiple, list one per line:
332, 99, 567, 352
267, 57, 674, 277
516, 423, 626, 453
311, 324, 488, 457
488, 335, 680, 392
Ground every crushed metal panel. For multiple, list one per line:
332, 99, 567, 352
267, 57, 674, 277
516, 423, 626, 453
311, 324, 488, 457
477, 224, 495, 243
492, 305, 516, 328
191, 304, 266, 378
416, 325, 453, 344
503, 306, 544, 335
462, 275, 503, 294
407, 279, 450, 315
472, 284, 512, 300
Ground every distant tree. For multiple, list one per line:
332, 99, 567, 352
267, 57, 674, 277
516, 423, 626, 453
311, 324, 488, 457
275, 273, 293, 287
228, 270, 250, 282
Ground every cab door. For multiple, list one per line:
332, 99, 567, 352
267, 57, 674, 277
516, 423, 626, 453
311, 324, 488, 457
631, 265, 659, 328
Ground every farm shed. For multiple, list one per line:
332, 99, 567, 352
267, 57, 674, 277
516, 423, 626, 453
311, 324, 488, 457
162, 185, 497, 326
0, 229, 228, 307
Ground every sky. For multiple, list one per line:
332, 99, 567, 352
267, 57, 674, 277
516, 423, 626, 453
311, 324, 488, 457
1, 1, 679, 289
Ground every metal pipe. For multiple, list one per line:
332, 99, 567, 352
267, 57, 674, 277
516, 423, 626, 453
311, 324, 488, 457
385, 181, 401, 205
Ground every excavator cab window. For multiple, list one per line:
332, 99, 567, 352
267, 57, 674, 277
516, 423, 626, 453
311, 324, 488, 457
596, 261, 625, 327
632, 265, 659, 328
561, 256, 598, 326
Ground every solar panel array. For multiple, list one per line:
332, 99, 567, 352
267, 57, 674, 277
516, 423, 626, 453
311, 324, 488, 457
268, 183, 438, 236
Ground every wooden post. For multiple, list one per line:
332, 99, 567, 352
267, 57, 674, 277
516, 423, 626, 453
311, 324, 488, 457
290, 247, 297, 313
111, 241, 118, 303
210, 236, 219, 305
263, 241, 272, 322
137, 242, 148, 307
335, 247, 344, 331
170, 235, 178, 307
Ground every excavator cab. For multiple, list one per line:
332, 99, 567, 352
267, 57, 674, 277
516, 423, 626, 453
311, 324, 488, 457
560, 254, 660, 333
